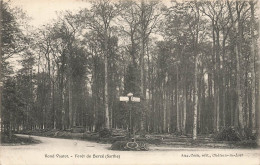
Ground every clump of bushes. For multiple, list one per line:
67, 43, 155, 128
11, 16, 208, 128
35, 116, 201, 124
244, 127, 257, 140
110, 140, 149, 151
237, 140, 258, 148
82, 132, 99, 141
214, 127, 241, 141
71, 126, 85, 133
111, 141, 128, 150
99, 128, 111, 138
136, 137, 162, 145
111, 129, 127, 137
1, 132, 39, 144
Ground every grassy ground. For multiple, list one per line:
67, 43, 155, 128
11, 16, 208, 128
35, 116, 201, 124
1, 133, 40, 145
17, 129, 259, 149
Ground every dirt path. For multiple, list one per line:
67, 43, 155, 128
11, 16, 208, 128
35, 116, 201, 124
1, 134, 259, 165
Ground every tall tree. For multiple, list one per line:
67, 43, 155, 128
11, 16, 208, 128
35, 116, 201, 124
249, 0, 256, 133
80, 0, 120, 129
138, 0, 160, 133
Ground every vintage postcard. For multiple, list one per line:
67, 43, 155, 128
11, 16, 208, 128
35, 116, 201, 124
0, 0, 259, 164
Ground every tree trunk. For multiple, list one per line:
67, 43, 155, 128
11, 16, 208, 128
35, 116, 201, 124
182, 85, 187, 134
193, 55, 198, 140
9, 113, 12, 139
258, 2, 260, 135
230, 76, 234, 126
0, 0, 3, 136
104, 33, 110, 129
147, 44, 152, 132
163, 90, 167, 133
198, 67, 203, 133
69, 75, 73, 128
193, 4, 199, 139
250, 1, 256, 132
222, 35, 226, 128
236, 4, 244, 134
235, 43, 244, 132
140, 0, 146, 132
53, 81, 56, 129
212, 20, 217, 132
176, 66, 180, 133
60, 71, 65, 130
216, 29, 220, 132
201, 73, 206, 133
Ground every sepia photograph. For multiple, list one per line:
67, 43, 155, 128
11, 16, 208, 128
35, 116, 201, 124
0, 0, 259, 164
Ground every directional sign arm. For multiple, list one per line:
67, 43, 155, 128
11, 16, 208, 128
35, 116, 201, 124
132, 97, 140, 102
120, 96, 129, 102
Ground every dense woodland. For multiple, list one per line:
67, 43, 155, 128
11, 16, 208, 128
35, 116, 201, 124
1, 0, 259, 140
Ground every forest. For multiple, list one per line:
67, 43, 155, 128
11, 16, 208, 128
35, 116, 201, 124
1, 0, 259, 140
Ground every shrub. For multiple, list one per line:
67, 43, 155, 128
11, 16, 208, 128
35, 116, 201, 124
214, 127, 241, 141
111, 129, 127, 137
237, 140, 258, 148
110, 140, 149, 151
110, 141, 128, 150
99, 128, 111, 138
71, 127, 85, 133
1, 133, 39, 144
82, 132, 99, 141
244, 127, 257, 140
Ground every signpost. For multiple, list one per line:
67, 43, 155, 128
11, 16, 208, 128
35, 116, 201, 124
119, 94, 140, 103
119, 93, 140, 139
119, 96, 129, 102
132, 97, 140, 102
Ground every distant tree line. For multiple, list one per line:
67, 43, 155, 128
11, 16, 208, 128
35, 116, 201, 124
1, 0, 259, 139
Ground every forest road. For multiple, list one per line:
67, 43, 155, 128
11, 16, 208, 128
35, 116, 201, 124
0, 134, 259, 165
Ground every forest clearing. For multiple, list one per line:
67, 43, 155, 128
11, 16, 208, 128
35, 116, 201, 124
0, 0, 259, 155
